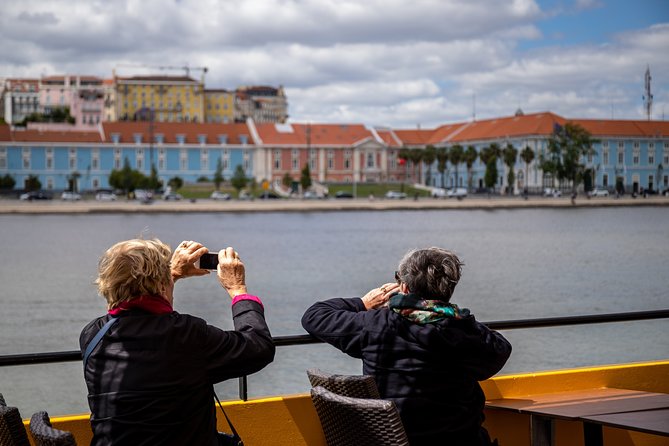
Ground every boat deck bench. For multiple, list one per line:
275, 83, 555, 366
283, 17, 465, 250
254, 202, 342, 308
485, 387, 669, 446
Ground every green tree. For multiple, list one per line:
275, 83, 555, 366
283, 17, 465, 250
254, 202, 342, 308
282, 172, 293, 188
435, 147, 449, 188
520, 146, 535, 192
464, 145, 478, 192
25, 175, 41, 191
146, 165, 162, 191
168, 176, 183, 190
449, 144, 464, 188
0, 174, 16, 190
541, 122, 597, 194
502, 143, 518, 194
108, 158, 136, 197
484, 159, 498, 192
422, 145, 437, 185
213, 158, 224, 190
300, 163, 312, 191
480, 143, 501, 193
231, 165, 248, 193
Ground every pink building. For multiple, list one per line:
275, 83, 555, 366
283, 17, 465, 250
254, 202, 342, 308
40, 75, 104, 128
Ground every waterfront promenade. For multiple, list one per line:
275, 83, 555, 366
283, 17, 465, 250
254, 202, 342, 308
1, 195, 667, 214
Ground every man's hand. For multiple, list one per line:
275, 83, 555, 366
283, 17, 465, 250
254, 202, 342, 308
361, 282, 400, 310
217, 247, 248, 298
171, 240, 210, 282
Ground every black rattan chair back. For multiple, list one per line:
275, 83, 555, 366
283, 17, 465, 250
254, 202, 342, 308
310, 385, 409, 446
29, 411, 76, 446
0, 393, 31, 446
307, 368, 381, 399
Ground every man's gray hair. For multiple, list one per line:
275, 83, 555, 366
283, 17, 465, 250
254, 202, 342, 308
397, 247, 463, 301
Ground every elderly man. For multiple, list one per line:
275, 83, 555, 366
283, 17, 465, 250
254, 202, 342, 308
302, 247, 511, 446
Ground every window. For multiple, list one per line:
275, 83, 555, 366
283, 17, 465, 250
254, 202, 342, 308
633, 141, 640, 149
367, 152, 375, 168
618, 149, 624, 165
648, 143, 655, 165
274, 150, 281, 170
218, 134, 228, 144
111, 133, 121, 144
327, 150, 334, 170
198, 134, 207, 145
664, 149, 669, 165
633, 149, 640, 165
292, 149, 299, 170
309, 149, 317, 171
22, 149, 30, 169
602, 149, 609, 165
176, 134, 186, 145
240, 135, 248, 145
155, 134, 164, 144
603, 174, 608, 187
243, 150, 251, 171
180, 149, 187, 171
201, 149, 208, 169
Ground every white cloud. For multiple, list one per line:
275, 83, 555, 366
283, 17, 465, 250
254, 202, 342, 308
0, 0, 666, 127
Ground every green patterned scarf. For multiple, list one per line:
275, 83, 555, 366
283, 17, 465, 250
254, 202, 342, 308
388, 293, 470, 324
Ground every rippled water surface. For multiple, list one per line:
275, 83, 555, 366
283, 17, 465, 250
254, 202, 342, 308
1, 207, 667, 415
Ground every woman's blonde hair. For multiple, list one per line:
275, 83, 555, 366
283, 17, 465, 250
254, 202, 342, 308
96, 238, 172, 309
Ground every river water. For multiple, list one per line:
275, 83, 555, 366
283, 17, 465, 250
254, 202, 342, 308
1, 207, 668, 416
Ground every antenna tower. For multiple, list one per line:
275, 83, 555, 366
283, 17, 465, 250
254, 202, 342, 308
643, 65, 653, 121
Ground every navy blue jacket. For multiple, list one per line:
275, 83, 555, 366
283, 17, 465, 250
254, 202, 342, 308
301, 297, 511, 446
80, 300, 274, 446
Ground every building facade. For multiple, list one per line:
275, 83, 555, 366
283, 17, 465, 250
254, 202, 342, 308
204, 89, 235, 123
235, 86, 288, 123
40, 75, 105, 127
112, 76, 205, 123
2, 79, 40, 124
1, 112, 668, 195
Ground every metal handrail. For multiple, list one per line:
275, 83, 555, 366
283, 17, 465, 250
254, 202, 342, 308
1, 309, 667, 400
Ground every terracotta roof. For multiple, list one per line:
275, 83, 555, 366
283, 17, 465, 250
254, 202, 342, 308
117, 76, 198, 83
572, 119, 669, 138
9, 129, 102, 143
254, 123, 375, 146
392, 128, 435, 146
373, 129, 403, 148
101, 122, 252, 145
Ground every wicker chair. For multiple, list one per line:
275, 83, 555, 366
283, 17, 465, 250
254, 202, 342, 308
307, 368, 381, 399
0, 393, 31, 446
29, 411, 76, 446
311, 385, 410, 446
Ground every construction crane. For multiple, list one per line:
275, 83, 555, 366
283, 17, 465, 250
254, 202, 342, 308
114, 64, 209, 84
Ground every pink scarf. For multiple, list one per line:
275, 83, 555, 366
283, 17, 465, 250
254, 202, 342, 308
108, 294, 173, 316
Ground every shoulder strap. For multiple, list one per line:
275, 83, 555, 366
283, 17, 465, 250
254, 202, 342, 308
83, 317, 118, 368
214, 392, 243, 445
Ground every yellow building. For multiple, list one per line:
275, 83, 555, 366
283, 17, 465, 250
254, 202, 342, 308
114, 75, 204, 123
204, 89, 235, 123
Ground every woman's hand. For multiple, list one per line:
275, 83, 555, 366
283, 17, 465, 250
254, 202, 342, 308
361, 282, 400, 310
171, 240, 210, 282
217, 247, 247, 298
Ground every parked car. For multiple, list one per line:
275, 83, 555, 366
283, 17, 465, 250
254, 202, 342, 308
303, 190, 323, 199
431, 188, 448, 198
259, 191, 281, 199
19, 191, 53, 201
133, 189, 153, 201
590, 188, 609, 197
543, 188, 562, 197
211, 191, 231, 200
334, 191, 354, 199
163, 192, 183, 201
61, 191, 82, 201
95, 190, 117, 201
447, 188, 467, 198
385, 190, 407, 199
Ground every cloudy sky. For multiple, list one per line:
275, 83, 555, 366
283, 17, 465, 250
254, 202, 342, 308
2, 0, 668, 128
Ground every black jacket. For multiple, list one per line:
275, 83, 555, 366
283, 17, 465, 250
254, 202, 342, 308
80, 300, 274, 446
301, 298, 511, 446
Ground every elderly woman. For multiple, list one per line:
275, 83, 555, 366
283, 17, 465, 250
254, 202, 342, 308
302, 247, 511, 446
80, 239, 275, 445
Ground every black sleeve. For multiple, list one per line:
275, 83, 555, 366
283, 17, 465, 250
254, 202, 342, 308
201, 300, 276, 383
301, 297, 367, 359
454, 318, 512, 381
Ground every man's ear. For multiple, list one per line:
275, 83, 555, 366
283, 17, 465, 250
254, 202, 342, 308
400, 283, 410, 294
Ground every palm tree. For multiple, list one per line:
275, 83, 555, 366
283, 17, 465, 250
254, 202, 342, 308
464, 145, 478, 192
480, 143, 501, 194
449, 144, 464, 188
422, 145, 436, 185
520, 146, 535, 194
435, 147, 449, 188
502, 143, 518, 194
